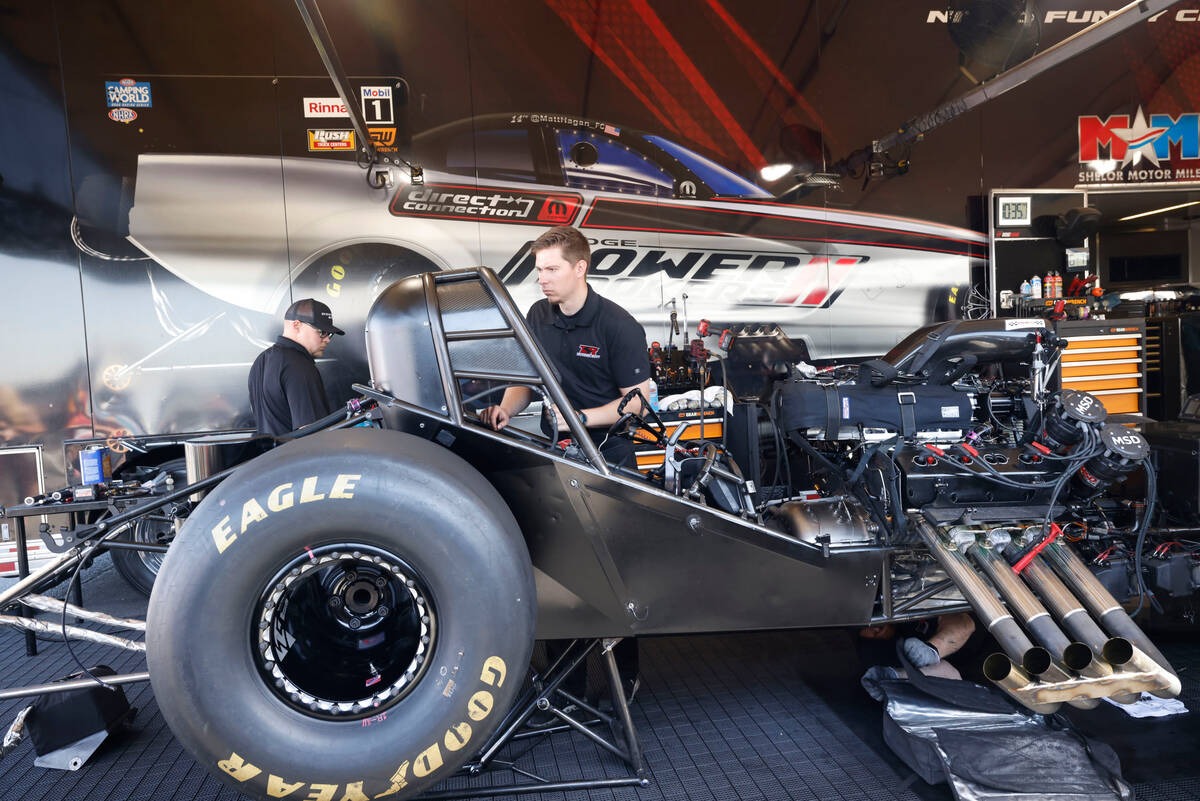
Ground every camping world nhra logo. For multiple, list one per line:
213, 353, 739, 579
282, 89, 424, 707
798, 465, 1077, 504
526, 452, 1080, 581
1078, 107, 1200, 183
105, 78, 152, 108
390, 184, 583, 226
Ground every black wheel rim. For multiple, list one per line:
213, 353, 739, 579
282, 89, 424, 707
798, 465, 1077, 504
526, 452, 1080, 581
253, 544, 436, 720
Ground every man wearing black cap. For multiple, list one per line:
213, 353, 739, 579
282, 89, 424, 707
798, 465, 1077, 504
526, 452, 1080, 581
248, 298, 345, 437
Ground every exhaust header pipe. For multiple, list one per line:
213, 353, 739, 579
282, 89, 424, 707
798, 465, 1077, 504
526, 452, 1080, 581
913, 517, 1179, 711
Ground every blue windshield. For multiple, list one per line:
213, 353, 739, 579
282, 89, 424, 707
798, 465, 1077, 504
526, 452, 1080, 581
645, 135, 770, 198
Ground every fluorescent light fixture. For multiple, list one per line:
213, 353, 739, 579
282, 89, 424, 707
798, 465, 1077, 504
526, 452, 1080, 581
1118, 200, 1200, 222
759, 163, 793, 182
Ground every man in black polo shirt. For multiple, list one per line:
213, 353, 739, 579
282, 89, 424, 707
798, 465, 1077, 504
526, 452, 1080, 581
480, 225, 651, 467
248, 298, 345, 437
483, 226, 648, 706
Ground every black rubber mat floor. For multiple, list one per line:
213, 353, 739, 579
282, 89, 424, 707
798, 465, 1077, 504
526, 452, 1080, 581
0, 559, 1197, 801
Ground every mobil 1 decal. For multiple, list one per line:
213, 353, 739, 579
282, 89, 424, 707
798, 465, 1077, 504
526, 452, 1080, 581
390, 184, 583, 226
361, 85, 394, 125
499, 240, 867, 308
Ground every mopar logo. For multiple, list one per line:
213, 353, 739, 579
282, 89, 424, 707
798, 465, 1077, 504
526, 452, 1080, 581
537, 198, 578, 224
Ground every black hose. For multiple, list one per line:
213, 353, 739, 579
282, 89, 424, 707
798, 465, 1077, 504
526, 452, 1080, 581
1132, 462, 1161, 617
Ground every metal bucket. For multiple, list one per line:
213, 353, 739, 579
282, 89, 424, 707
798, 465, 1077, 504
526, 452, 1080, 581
183, 432, 255, 503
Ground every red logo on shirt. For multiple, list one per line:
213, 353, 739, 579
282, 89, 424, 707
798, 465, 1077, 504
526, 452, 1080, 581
577, 345, 600, 358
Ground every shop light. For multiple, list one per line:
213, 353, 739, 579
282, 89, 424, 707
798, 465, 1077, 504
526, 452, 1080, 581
1117, 200, 1200, 222
759, 163, 794, 182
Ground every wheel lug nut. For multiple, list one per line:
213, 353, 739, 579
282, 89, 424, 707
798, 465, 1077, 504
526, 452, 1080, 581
374, 576, 387, 588
376, 605, 389, 618
345, 571, 357, 582
348, 617, 362, 630
328, 596, 343, 609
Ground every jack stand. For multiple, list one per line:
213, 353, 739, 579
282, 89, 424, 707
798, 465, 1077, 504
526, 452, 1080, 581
419, 638, 649, 799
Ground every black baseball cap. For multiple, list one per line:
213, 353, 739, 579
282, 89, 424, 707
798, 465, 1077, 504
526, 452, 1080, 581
284, 298, 345, 336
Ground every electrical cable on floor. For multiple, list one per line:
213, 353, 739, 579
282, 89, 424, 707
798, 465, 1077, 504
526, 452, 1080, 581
61, 542, 117, 692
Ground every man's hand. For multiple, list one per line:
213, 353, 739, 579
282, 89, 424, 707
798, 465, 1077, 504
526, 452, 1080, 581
479, 405, 512, 431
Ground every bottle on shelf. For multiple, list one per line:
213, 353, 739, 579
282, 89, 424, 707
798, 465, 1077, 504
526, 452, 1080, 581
1030, 274, 1042, 299
1019, 278, 1032, 298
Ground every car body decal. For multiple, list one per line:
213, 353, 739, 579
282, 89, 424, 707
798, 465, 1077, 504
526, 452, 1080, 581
580, 198, 986, 259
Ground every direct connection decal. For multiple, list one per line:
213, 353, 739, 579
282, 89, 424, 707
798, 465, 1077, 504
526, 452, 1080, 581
390, 184, 583, 226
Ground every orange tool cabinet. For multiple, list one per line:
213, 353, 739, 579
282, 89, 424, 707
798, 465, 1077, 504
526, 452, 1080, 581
1054, 319, 1145, 416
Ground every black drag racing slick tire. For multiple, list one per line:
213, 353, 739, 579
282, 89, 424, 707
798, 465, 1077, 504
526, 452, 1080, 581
111, 458, 187, 596
147, 429, 536, 801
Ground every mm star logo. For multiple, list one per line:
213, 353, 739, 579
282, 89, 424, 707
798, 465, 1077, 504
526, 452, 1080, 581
1111, 107, 1169, 167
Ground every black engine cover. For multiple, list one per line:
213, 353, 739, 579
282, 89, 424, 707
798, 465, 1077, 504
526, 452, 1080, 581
778, 380, 972, 438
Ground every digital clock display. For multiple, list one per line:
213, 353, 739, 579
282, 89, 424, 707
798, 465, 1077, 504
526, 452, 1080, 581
996, 196, 1031, 227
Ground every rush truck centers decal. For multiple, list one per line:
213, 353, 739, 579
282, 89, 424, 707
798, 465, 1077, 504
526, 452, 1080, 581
307, 129, 356, 152
390, 184, 583, 226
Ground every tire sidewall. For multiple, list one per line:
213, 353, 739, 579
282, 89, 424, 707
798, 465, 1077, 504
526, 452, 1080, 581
147, 429, 535, 801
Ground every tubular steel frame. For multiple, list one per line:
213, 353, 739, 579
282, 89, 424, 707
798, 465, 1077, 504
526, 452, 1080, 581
420, 638, 648, 800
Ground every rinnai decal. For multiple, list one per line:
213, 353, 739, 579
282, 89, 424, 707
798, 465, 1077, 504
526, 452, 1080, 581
105, 78, 152, 108
307, 129, 356, 151
390, 184, 583, 226
499, 243, 867, 309
108, 108, 138, 124
303, 97, 348, 117
1078, 107, 1200, 183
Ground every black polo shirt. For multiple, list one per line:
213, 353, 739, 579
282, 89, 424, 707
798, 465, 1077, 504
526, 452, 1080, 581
525, 286, 650, 411
247, 336, 332, 436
